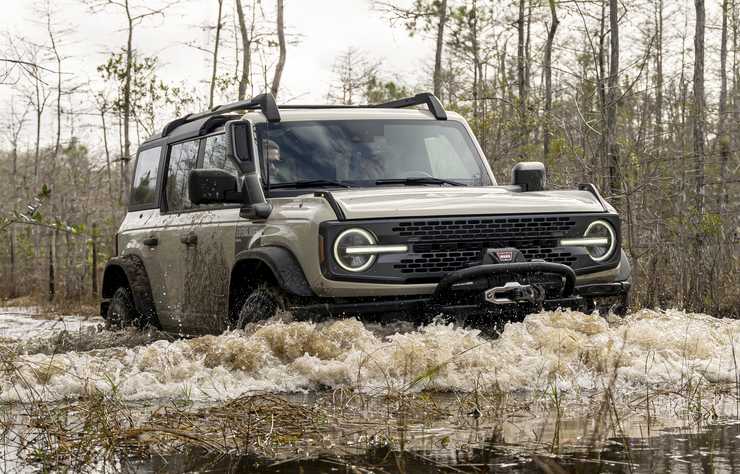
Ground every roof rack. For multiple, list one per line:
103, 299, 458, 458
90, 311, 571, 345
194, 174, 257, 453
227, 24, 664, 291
158, 92, 448, 139
160, 93, 281, 137
370, 92, 447, 120
279, 93, 447, 120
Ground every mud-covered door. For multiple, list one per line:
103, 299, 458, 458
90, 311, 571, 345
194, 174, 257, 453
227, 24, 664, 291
182, 133, 244, 334
156, 138, 201, 333
158, 133, 246, 334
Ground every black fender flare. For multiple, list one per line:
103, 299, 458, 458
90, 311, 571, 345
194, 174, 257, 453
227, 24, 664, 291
101, 254, 159, 326
232, 247, 314, 297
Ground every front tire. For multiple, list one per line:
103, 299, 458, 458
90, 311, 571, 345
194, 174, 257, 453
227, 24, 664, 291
107, 286, 141, 329
236, 284, 286, 328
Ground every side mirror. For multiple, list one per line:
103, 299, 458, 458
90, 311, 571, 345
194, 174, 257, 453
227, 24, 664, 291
512, 162, 546, 192
189, 169, 241, 205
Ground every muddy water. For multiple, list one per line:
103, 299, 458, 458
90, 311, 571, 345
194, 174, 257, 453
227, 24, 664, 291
1, 307, 740, 472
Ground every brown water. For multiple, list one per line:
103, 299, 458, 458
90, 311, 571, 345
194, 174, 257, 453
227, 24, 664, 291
129, 422, 740, 473
1, 306, 739, 472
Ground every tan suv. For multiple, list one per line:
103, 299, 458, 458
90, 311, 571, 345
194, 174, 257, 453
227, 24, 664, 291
101, 93, 631, 334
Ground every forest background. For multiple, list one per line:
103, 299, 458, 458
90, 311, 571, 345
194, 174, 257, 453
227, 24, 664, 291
0, 0, 737, 315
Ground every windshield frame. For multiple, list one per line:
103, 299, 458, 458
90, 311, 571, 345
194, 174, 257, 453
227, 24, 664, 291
254, 118, 494, 194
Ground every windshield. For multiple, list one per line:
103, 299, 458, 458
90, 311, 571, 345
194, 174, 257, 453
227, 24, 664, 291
255, 120, 492, 187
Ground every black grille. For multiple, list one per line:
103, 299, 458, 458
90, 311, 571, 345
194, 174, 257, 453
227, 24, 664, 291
390, 217, 579, 276
391, 216, 577, 240
395, 240, 577, 274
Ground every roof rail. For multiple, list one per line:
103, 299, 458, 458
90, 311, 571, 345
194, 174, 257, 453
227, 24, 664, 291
160, 93, 281, 137
371, 92, 447, 120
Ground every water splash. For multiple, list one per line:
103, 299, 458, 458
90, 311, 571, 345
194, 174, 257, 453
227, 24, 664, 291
1, 308, 738, 402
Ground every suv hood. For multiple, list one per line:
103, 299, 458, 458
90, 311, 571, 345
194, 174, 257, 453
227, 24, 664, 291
328, 186, 606, 219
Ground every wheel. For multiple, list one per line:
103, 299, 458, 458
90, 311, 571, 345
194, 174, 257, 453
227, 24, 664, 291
236, 284, 286, 328
107, 286, 141, 329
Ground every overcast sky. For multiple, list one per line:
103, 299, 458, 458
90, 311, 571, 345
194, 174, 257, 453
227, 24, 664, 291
3, 0, 429, 103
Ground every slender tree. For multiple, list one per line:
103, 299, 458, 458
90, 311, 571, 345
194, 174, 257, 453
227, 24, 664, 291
603, 0, 621, 201
693, 0, 706, 218
270, 0, 286, 98
543, 0, 559, 159
235, 0, 252, 100
718, 0, 730, 212
209, 0, 224, 108
516, 0, 527, 142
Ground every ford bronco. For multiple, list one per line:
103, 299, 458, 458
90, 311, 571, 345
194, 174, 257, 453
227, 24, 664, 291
101, 92, 631, 334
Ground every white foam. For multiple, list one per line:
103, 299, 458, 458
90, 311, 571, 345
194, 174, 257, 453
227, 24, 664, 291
0, 306, 101, 341
1, 308, 738, 403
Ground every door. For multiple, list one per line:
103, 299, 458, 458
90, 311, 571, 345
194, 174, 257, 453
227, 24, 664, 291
185, 133, 244, 333
119, 145, 169, 320
157, 134, 244, 334
156, 138, 201, 333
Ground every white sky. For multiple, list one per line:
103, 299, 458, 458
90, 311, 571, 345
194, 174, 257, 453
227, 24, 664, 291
1, 0, 434, 151
2, 0, 429, 101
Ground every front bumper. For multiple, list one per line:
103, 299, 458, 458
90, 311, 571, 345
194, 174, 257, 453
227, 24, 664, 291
295, 262, 630, 318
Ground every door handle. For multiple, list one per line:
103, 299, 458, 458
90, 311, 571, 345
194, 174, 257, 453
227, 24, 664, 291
143, 236, 158, 247
180, 232, 198, 246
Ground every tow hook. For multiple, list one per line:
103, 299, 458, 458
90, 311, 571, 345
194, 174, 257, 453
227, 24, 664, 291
485, 282, 545, 305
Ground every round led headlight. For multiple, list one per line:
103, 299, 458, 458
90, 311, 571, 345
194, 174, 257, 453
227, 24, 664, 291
333, 228, 377, 272
584, 220, 616, 262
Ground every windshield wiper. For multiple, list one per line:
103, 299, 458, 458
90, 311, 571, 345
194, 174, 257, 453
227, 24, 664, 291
375, 177, 467, 187
270, 179, 351, 189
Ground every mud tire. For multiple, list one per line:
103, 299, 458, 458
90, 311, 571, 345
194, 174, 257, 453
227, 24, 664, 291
236, 284, 286, 328
107, 286, 141, 329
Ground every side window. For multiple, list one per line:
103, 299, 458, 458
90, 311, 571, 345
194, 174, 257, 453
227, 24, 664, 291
165, 140, 199, 212
130, 146, 161, 208
203, 134, 240, 176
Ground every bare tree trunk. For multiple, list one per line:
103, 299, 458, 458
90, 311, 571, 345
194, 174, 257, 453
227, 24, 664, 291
516, 0, 526, 142
100, 106, 113, 198
543, 0, 559, 159
236, 0, 252, 100
433, 0, 448, 99
470, 0, 481, 137
122, 0, 134, 203
209, 0, 224, 108
732, 0, 739, 215
647, 0, 664, 308
9, 227, 17, 298
270, 0, 286, 98
597, 0, 608, 190
48, 229, 56, 302
692, 0, 706, 309
46, 10, 62, 158
33, 73, 43, 184
606, 0, 621, 202
91, 222, 98, 297
719, 0, 730, 212
693, 0, 706, 218
654, 0, 663, 164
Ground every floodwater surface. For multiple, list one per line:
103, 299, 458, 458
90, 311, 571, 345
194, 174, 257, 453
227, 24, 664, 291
1, 306, 739, 472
